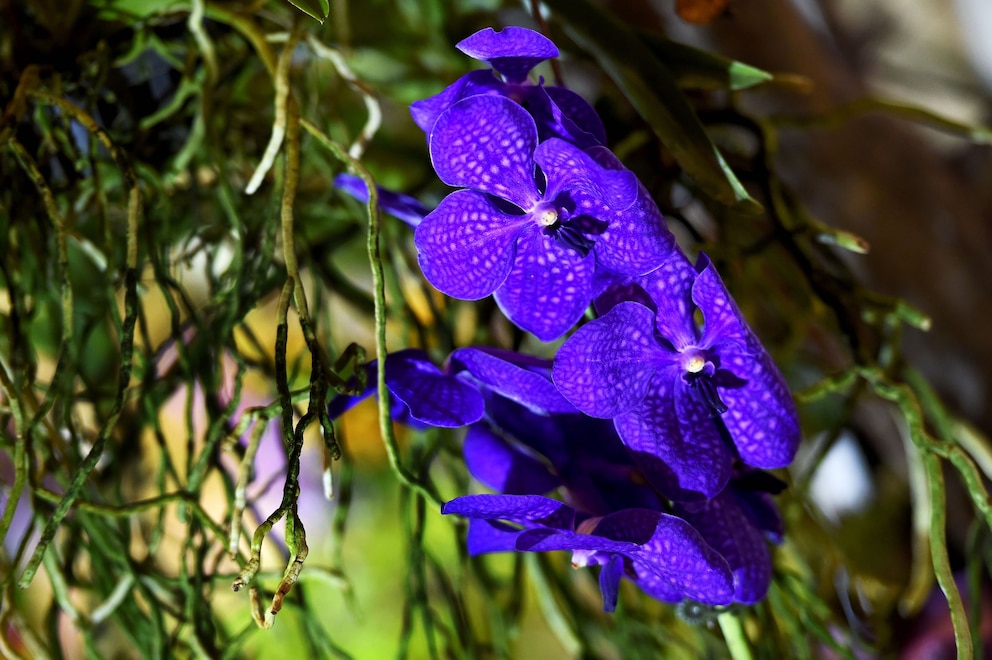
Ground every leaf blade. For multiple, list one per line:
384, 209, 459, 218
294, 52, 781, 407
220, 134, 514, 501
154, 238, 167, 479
283, 0, 329, 23
544, 0, 762, 213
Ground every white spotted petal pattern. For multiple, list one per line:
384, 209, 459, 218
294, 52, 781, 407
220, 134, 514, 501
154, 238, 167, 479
414, 189, 527, 300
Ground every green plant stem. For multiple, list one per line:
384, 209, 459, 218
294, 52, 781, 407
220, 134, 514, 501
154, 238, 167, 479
299, 117, 441, 506
772, 97, 992, 145
924, 453, 973, 659
16, 90, 142, 590
718, 612, 754, 660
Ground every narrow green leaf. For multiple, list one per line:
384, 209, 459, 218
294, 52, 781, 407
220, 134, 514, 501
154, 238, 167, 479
92, 0, 184, 19
638, 32, 773, 91
283, 0, 329, 23
544, 0, 762, 214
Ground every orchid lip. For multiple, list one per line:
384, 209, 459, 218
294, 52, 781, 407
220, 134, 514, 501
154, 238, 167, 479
553, 223, 595, 256
571, 549, 595, 568
678, 349, 728, 415
688, 375, 729, 417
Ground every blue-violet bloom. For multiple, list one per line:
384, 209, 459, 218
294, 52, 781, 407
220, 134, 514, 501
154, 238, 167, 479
462, 391, 665, 515
326, 348, 484, 428
442, 494, 736, 611
334, 173, 429, 229
553, 252, 801, 500
415, 94, 650, 340
411, 26, 606, 148
673, 474, 786, 604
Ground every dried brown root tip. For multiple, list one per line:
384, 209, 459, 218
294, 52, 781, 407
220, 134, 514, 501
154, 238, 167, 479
269, 580, 294, 616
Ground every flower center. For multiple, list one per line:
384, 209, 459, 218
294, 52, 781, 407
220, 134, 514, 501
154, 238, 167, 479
680, 348, 708, 374
531, 200, 595, 256
537, 207, 559, 227
681, 348, 728, 417
571, 549, 596, 568
685, 355, 706, 374
571, 518, 606, 569
531, 201, 561, 228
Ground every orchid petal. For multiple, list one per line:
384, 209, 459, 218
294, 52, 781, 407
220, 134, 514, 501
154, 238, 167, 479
719, 348, 801, 469
623, 513, 735, 606
494, 230, 595, 341
593, 277, 654, 316
640, 252, 699, 350
482, 395, 568, 464
599, 554, 625, 612
592, 508, 667, 544
456, 27, 558, 84
733, 487, 785, 544
463, 424, 560, 495
692, 254, 749, 353
333, 173, 429, 229
520, 86, 601, 148
545, 86, 607, 145
514, 528, 640, 555
553, 301, 666, 418
595, 188, 679, 276
614, 376, 733, 501
442, 494, 576, 530
414, 190, 527, 300
675, 491, 772, 605
450, 346, 576, 414
536, 139, 637, 212
582, 148, 678, 275
429, 95, 540, 210
383, 349, 485, 427
466, 519, 523, 555
410, 69, 502, 134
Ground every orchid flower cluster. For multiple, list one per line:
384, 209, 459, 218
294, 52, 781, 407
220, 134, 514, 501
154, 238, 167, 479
334, 27, 801, 613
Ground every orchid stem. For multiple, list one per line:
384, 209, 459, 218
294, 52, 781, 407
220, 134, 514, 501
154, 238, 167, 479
718, 612, 754, 660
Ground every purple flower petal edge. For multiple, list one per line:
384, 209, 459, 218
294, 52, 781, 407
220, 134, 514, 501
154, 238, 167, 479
456, 27, 558, 84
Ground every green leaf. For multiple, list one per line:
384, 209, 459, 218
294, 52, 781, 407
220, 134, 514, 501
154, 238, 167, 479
91, 0, 185, 19
544, 0, 762, 214
284, 0, 329, 23
637, 32, 773, 91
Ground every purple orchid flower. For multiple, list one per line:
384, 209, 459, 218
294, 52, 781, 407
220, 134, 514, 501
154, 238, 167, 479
449, 351, 786, 606
462, 391, 665, 515
411, 26, 606, 148
326, 348, 485, 428
448, 346, 577, 415
326, 346, 577, 429
414, 94, 658, 341
553, 251, 801, 501
442, 494, 736, 612
673, 474, 786, 604
333, 173, 429, 229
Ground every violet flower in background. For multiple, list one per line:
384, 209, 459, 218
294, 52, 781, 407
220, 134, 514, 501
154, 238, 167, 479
333, 173, 430, 229
327, 342, 790, 610
447, 348, 784, 608
554, 251, 801, 501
